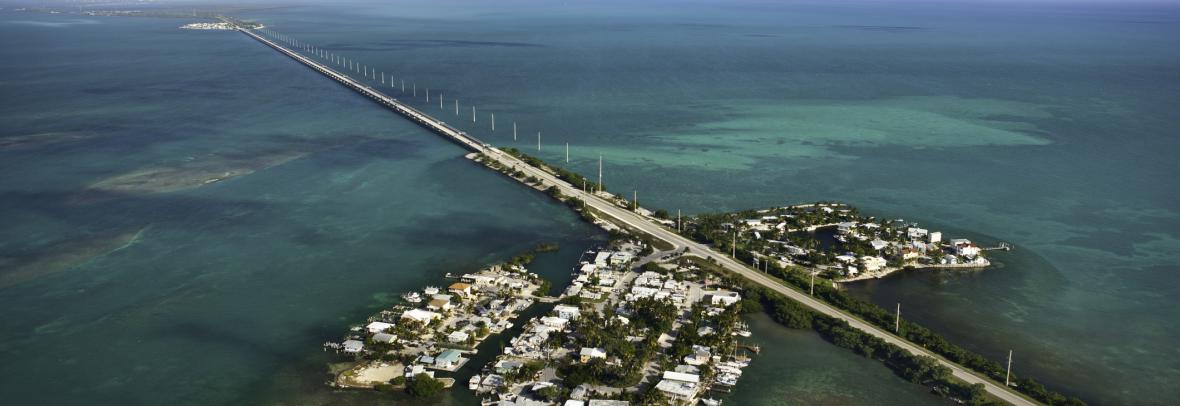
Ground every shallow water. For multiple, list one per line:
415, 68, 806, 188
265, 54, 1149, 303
0, 9, 950, 405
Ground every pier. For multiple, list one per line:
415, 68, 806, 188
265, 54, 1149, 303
232, 24, 1038, 406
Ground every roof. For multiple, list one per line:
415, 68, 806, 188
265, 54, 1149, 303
401, 308, 441, 321
662, 371, 700, 383
342, 339, 364, 352
437, 349, 463, 362
580, 347, 606, 357
428, 298, 450, 308
448, 282, 472, 290
372, 333, 397, 343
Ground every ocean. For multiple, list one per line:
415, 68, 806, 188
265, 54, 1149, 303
2, 0, 1178, 404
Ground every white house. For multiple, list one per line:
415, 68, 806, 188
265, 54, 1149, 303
554, 304, 581, 320
929, 231, 942, 244
907, 227, 929, 239
539, 316, 569, 328
342, 339, 364, 354
447, 330, 470, 344
372, 333, 397, 344
860, 256, 888, 272
870, 239, 890, 251
952, 239, 980, 257
704, 290, 741, 307
401, 308, 442, 323
579, 347, 607, 363
366, 321, 394, 334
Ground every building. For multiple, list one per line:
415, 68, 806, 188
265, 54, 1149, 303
448, 330, 470, 344
860, 256, 887, 272
703, 290, 741, 307
427, 297, 452, 311
929, 231, 942, 244
448, 282, 473, 296
539, 316, 569, 328
654, 379, 697, 402
907, 227, 928, 239
435, 349, 463, 369
342, 339, 364, 354
401, 308, 442, 323
365, 321, 393, 334
952, 239, 980, 258
579, 347, 607, 363
554, 304, 581, 320
372, 333, 397, 344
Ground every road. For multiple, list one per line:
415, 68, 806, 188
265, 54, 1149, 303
237, 26, 1038, 406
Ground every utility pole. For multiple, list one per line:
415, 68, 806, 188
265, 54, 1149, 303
565, 142, 569, 163
597, 155, 603, 193
733, 230, 737, 258
472, 106, 476, 123
537, 132, 541, 151
895, 303, 901, 333
513, 122, 517, 141
677, 209, 681, 232
491, 113, 495, 132
633, 190, 637, 211
810, 273, 815, 295
1006, 350, 1013, 386
455, 100, 459, 115
439, 92, 443, 109
426, 88, 430, 102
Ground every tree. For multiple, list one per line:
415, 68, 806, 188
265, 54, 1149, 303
405, 373, 444, 398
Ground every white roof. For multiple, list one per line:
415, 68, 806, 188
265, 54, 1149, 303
372, 333, 397, 343
366, 321, 393, 332
342, 339, 364, 352
401, 308, 441, 322
662, 371, 700, 383
654, 379, 696, 397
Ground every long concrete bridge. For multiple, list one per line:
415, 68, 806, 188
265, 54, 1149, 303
234, 26, 1039, 406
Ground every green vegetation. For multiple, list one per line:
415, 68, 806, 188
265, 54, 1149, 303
502, 148, 600, 192
405, 373, 444, 398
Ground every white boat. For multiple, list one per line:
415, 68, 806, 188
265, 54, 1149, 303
700, 399, 723, 406
423, 286, 440, 295
468, 374, 481, 391
401, 291, 423, 302
715, 373, 739, 386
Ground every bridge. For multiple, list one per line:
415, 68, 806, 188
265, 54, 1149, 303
233, 26, 1039, 406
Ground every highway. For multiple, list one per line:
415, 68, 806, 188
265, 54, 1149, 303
236, 26, 1039, 406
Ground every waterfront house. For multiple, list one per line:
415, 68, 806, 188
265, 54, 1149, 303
579, 347, 607, 363
372, 333, 397, 344
435, 349, 463, 369
401, 308, 442, 323
870, 239, 890, 251
342, 339, 364, 354
427, 297, 452, 312
860, 256, 887, 272
953, 239, 981, 258
929, 231, 942, 244
448, 282, 473, 296
907, 227, 929, 239
654, 378, 697, 402
447, 330, 470, 344
540, 316, 569, 328
365, 321, 393, 334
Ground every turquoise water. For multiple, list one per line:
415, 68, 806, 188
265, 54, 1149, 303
0, 8, 951, 406
228, 1, 1180, 404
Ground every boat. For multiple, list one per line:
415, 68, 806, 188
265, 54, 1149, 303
700, 399, 723, 406
401, 291, 423, 303
468, 374, 481, 391
715, 373, 739, 386
423, 286, 440, 295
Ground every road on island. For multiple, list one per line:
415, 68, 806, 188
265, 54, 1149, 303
237, 26, 1039, 406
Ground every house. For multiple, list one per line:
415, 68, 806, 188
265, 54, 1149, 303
448, 282, 473, 296
654, 379, 697, 402
837, 222, 857, 234
579, 263, 597, 274
662, 371, 701, 384
435, 349, 463, 369
954, 240, 980, 258
901, 247, 920, 260
610, 251, 634, 265
427, 297, 452, 311
539, 316, 569, 328
929, 231, 942, 244
372, 333, 397, 344
404, 364, 431, 379
703, 290, 741, 307
588, 401, 630, 406
579, 347, 607, 363
907, 227, 929, 239
447, 330, 470, 344
593, 252, 611, 267
860, 256, 887, 272
342, 339, 364, 354
365, 321, 393, 334
870, 239, 889, 251
554, 304, 581, 320
835, 254, 858, 264
401, 308, 442, 323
